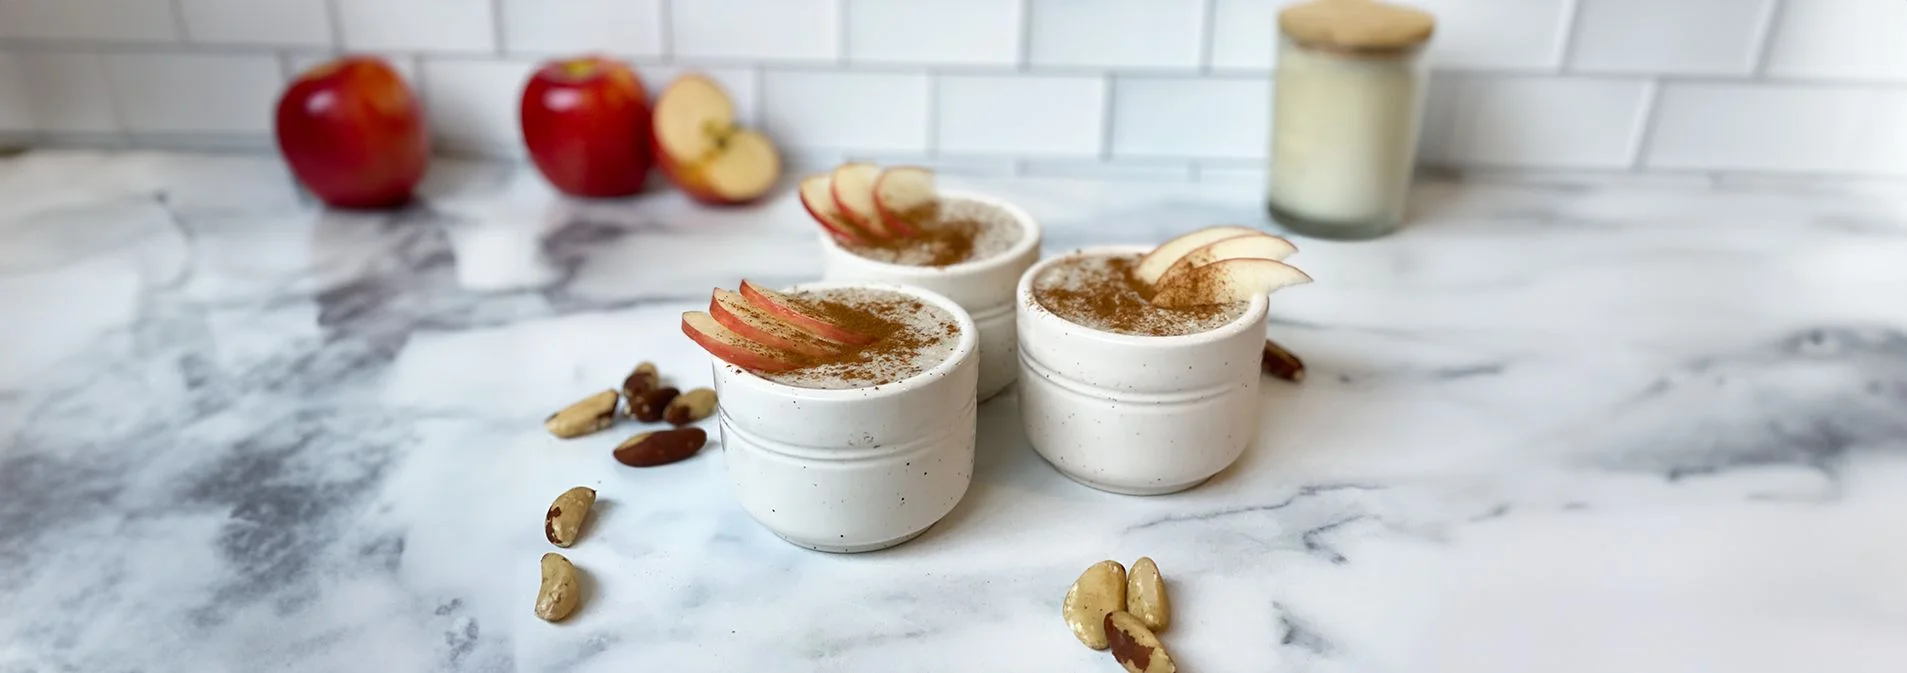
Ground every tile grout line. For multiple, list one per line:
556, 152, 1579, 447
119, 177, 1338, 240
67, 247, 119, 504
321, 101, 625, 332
322, 0, 345, 51
1750, 0, 1788, 79
489, 0, 505, 55
93, 51, 134, 144
1197, 0, 1217, 74
835, 0, 848, 65
1626, 79, 1663, 170
1553, 0, 1585, 73
1016, 0, 1033, 72
167, 0, 191, 42
658, 0, 674, 62
925, 70, 940, 156
1098, 74, 1116, 161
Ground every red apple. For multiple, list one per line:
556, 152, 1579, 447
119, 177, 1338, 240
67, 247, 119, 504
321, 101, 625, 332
275, 56, 429, 209
829, 163, 887, 237
738, 280, 877, 346
520, 55, 653, 198
1150, 258, 1312, 308
682, 311, 805, 372
872, 166, 935, 237
1153, 234, 1298, 289
1131, 226, 1269, 286
710, 288, 843, 357
653, 74, 781, 205
800, 174, 866, 243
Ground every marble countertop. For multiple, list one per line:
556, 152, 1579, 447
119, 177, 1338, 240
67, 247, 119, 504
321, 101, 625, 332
2, 151, 1905, 673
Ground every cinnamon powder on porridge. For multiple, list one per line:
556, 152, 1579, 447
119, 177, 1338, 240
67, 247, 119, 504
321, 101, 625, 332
1032, 254, 1245, 337
761, 290, 959, 389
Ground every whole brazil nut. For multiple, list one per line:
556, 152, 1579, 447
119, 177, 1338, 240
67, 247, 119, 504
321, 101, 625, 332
545, 390, 619, 439
664, 388, 717, 426
632, 387, 680, 423
1062, 560, 1127, 649
535, 552, 582, 622
1126, 556, 1170, 631
613, 427, 708, 467
621, 362, 660, 406
544, 486, 596, 548
1105, 611, 1175, 673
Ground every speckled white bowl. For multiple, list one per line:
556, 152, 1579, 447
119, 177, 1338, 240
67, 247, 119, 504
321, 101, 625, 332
817, 189, 1041, 403
1015, 245, 1269, 495
712, 282, 979, 553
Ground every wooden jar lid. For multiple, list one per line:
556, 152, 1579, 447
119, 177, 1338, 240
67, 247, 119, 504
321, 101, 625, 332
1279, 0, 1435, 52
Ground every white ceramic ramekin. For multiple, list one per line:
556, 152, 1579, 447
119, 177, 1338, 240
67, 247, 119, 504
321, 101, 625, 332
817, 189, 1041, 403
712, 282, 979, 553
1015, 245, 1270, 496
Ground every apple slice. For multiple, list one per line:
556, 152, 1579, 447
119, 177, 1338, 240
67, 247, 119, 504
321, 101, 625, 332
1132, 226, 1269, 286
872, 166, 934, 238
738, 279, 878, 346
830, 163, 889, 238
653, 74, 782, 205
1150, 258, 1312, 308
1153, 235, 1299, 290
800, 174, 865, 242
682, 311, 806, 372
710, 288, 844, 358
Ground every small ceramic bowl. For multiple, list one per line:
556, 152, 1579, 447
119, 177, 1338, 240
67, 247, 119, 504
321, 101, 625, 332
713, 282, 979, 553
817, 189, 1041, 403
1015, 245, 1270, 496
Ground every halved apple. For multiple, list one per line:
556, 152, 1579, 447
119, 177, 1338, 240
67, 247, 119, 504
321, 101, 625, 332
1153, 234, 1299, 290
1132, 226, 1268, 286
1149, 258, 1312, 308
653, 74, 781, 205
738, 279, 878, 346
830, 163, 889, 237
872, 166, 934, 238
682, 311, 806, 372
800, 174, 865, 242
710, 288, 844, 358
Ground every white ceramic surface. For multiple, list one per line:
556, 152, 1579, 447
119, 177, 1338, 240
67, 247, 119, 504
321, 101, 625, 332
817, 189, 1041, 403
1016, 245, 1271, 495
712, 282, 980, 553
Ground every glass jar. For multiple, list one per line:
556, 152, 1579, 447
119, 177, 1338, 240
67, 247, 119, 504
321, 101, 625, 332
1267, 0, 1433, 240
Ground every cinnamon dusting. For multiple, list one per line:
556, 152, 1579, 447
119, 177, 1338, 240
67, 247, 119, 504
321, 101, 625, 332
760, 289, 959, 389
840, 197, 1023, 268
1033, 254, 1246, 337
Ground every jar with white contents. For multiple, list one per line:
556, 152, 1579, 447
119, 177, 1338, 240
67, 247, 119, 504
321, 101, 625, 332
1268, 0, 1435, 240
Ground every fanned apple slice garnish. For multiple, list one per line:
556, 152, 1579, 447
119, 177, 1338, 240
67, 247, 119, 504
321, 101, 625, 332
830, 162, 889, 238
710, 288, 845, 358
1152, 234, 1299, 290
738, 279, 879, 346
800, 174, 865, 243
1132, 226, 1267, 286
872, 166, 935, 238
1149, 258, 1312, 308
682, 310, 807, 373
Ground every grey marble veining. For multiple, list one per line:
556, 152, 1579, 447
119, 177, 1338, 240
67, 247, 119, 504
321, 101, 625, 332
2, 151, 1906, 673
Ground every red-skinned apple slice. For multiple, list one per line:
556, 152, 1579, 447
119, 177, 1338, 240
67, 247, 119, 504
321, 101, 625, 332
830, 163, 889, 238
1149, 258, 1313, 308
682, 311, 806, 372
1132, 226, 1269, 286
800, 175, 865, 242
872, 166, 934, 238
653, 75, 781, 205
738, 279, 878, 346
709, 288, 843, 357
1153, 235, 1299, 289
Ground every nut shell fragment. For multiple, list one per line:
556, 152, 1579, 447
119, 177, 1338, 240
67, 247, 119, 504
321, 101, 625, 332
545, 390, 619, 439
544, 487, 596, 548
1126, 557, 1170, 632
621, 362, 660, 408
1062, 560, 1127, 649
1105, 611, 1175, 673
613, 427, 708, 467
1261, 338, 1306, 383
664, 388, 718, 426
535, 552, 581, 622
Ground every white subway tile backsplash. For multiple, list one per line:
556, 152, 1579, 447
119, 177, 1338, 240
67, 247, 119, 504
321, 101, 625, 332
672, 0, 838, 62
1402, 0, 1571, 70
179, 0, 331, 47
1570, 0, 1771, 75
847, 154, 1019, 177
417, 59, 536, 155
1645, 83, 1907, 175
846, 0, 1020, 66
285, 53, 419, 88
1765, 0, 1907, 82
10, 52, 118, 133
1208, 0, 1284, 72
0, 54, 29, 132
0, 0, 178, 42
761, 71, 927, 152
936, 75, 1104, 156
106, 53, 282, 134
1022, 160, 1194, 181
1111, 77, 1267, 159
335, 0, 495, 53
635, 67, 758, 125
1029, 0, 1205, 70
1434, 76, 1649, 168
500, 0, 663, 57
